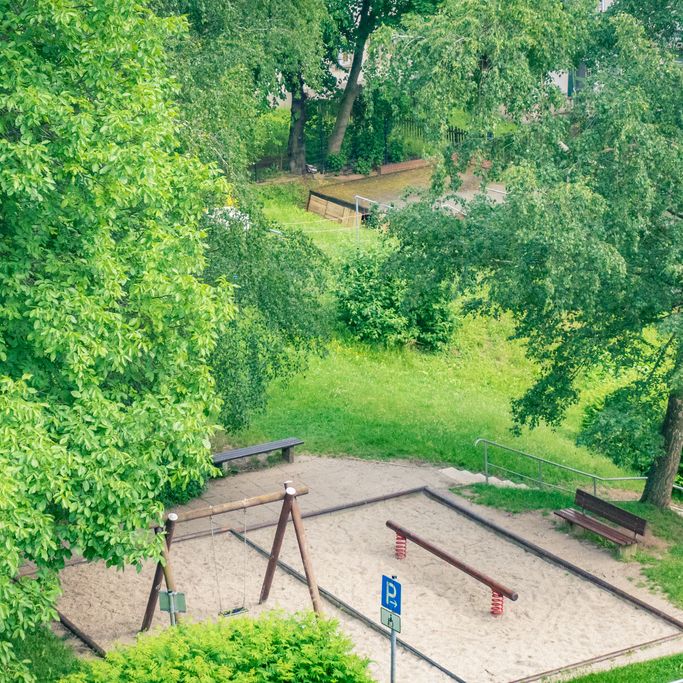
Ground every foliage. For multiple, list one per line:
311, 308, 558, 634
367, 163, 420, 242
154, 0, 327, 181
566, 653, 683, 683
203, 207, 329, 431
254, 109, 292, 161
608, 0, 682, 51
353, 158, 374, 175
326, 152, 347, 173
0, 2, 233, 680
369, 0, 594, 173
382, 10, 683, 504
337, 234, 454, 350
10, 627, 80, 683
60, 612, 374, 683
465, 13, 682, 504
579, 384, 666, 475
337, 244, 412, 345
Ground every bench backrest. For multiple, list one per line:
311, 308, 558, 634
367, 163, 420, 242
575, 489, 647, 536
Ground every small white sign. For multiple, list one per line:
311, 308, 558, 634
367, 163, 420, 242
380, 606, 401, 633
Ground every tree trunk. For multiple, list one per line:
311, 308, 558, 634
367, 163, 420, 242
287, 73, 307, 175
640, 393, 683, 507
327, 1, 373, 156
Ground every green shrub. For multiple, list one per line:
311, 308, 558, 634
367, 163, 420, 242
254, 109, 291, 160
386, 137, 407, 163
60, 613, 374, 683
337, 238, 455, 350
326, 152, 347, 173
159, 474, 209, 507
353, 157, 374, 175
337, 244, 412, 345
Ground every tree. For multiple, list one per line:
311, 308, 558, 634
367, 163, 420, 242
370, 0, 593, 156
155, 0, 327, 177
392, 12, 682, 506
0, 3, 233, 680
325, 0, 438, 156
203, 204, 329, 430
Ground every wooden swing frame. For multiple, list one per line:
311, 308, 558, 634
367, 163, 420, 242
140, 483, 322, 631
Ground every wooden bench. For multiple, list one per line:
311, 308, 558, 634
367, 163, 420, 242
554, 489, 647, 558
212, 438, 304, 469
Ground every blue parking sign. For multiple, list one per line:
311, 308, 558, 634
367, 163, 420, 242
381, 575, 401, 615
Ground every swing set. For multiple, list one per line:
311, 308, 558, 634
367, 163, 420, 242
140, 483, 321, 631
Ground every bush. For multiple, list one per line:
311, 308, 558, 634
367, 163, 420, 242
353, 157, 374, 175
337, 236, 456, 350
386, 136, 407, 163
60, 613, 374, 683
337, 244, 412, 345
326, 152, 347, 173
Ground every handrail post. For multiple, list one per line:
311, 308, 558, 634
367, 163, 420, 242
538, 460, 543, 488
593, 477, 597, 496
484, 442, 489, 484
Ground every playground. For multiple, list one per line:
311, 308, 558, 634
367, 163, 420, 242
55, 457, 683, 683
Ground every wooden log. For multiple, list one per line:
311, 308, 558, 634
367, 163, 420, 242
170, 486, 308, 524
290, 493, 323, 614
259, 491, 294, 604
386, 520, 518, 601
140, 513, 178, 631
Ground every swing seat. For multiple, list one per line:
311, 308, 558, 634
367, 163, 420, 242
219, 606, 248, 617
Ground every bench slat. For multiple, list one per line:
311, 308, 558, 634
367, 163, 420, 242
213, 438, 303, 465
554, 509, 634, 546
575, 489, 647, 536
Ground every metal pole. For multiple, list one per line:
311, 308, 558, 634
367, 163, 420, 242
355, 196, 360, 244
484, 443, 489, 484
390, 626, 397, 683
593, 477, 597, 496
390, 573, 398, 683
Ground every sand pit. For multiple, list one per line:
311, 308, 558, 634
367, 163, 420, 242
57, 489, 681, 683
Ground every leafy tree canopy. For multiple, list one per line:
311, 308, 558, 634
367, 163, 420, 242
154, 0, 328, 180
387, 10, 683, 505
0, 1, 233, 679
203, 205, 329, 431
370, 0, 594, 150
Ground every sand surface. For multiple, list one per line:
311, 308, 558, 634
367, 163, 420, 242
57, 488, 679, 683
247, 493, 676, 682
58, 527, 444, 683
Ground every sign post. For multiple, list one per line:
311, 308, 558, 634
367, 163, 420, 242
381, 575, 402, 683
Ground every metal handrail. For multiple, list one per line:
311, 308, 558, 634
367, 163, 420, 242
473, 438, 672, 497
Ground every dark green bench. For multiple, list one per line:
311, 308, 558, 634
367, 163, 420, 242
213, 438, 304, 468
555, 489, 647, 558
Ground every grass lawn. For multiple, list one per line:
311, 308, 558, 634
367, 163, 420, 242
463, 484, 683, 610
240, 180, 637, 489
257, 182, 379, 261
11, 626, 81, 682
566, 652, 683, 682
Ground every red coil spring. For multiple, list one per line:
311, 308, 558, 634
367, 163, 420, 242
490, 590, 504, 616
395, 534, 407, 560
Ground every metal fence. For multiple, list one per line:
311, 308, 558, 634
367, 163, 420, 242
475, 438, 683, 499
